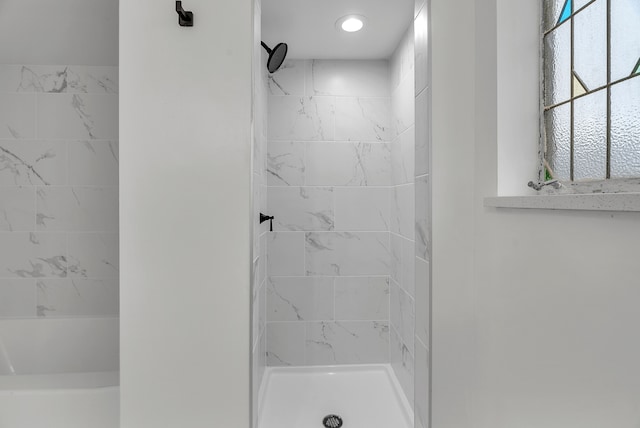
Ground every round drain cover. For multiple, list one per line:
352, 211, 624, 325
322, 414, 343, 428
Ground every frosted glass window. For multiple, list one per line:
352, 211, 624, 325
543, 0, 640, 182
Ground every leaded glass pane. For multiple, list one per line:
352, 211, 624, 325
558, 0, 573, 24
574, 0, 593, 11
545, 25, 572, 106
545, 103, 571, 180
611, 77, 640, 178
545, 0, 569, 30
574, 0, 607, 90
573, 89, 607, 180
611, 0, 640, 81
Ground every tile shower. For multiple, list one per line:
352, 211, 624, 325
0, 66, 119, 318
254, 0, 432, 422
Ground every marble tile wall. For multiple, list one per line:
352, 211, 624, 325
0, 65, 118, 319
266, 59, 392, 366
252, 1, 269, 425
390, 24, 418, 411
414, 1, 432, 427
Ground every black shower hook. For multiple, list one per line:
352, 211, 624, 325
176, 1, 193, 27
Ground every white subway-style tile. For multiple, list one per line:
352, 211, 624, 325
392, 73, 416, 137
305, 142, 391, 186
390, 233, 402, 284
415, 174, 431, 260
267, 276, 334, 321
415, 339, 430, 428
0, 279, 36, 317
36, 94, 118, 140
415, 4, 431, 95
0, 187, 36, 231
267, 322, 305, 366
391, 183, 415, 239
335, 97, 392, 142
268, 187, 334, 231
67, 141, 119, 186
0, 232, 67, 279
306, 60, 390, 97
268, 60, 306, 96
67, 233, 119, 278
305, 232, 390, 276
0, 66, 118, 94
36, 278, 118, 317
268, 96, 335, 141
334, 277, 389, 321
267, 232, 306, 276
0, 141, 67, 185
305, 321, 389, 365
415, 257, 430, 346
334, 187, 390, 231
390, 280, 415, 355
415, 87, 431, 176
391, 326, 415, 409
267, 141, 305, 186
36, 187, 118, 232
0, 93, 35, 139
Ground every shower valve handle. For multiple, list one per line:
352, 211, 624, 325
260, 213, 274, 232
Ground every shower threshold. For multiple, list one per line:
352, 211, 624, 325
257, 364, 412, 428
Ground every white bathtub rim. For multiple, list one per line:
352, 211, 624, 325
0, 370, 119, 391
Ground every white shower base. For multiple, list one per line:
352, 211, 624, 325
258, 364, 412, 428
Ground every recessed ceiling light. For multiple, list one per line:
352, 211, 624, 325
336, 15, 366, 33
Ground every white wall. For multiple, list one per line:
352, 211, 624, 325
0, 0, 118, 66
120, 0, 253, 426
432, 0, 640, 427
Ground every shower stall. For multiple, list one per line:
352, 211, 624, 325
0, 1, 119, 427
251, 0, 432, 427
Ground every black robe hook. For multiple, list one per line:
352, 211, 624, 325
176, 1, 193, 27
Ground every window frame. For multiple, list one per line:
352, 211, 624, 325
537, 0, 640, 195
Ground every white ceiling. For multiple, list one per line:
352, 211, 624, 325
261, 0, 415, 60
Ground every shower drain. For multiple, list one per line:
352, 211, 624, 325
322, 414, 343, 428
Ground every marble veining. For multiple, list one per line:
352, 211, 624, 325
414, 339, 430, 428
268, 187, 334, 231
305, 142, 391, 187
391, 326, 415, 407
267, 322, 306, 366
0, 64, 119, 321
267, 142, 305, 186
267, 276, 333, 321
415, 174, 431, 260
1, 233, 67, 279
305, 321, 389, 365
391, 281, 415, 355
305, 232, 390, 276
335, 97, 391, 142
10, 66, 118, 94
334, 277, 390, 321
268, 96, 335, 141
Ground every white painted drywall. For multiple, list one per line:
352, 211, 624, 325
119, 0, 253, 426
432, 0, 640, 427
0, 0, 118, 66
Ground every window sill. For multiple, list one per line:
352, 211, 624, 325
484, 193, 640, 212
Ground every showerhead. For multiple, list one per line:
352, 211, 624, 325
261, 41, 288, 73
